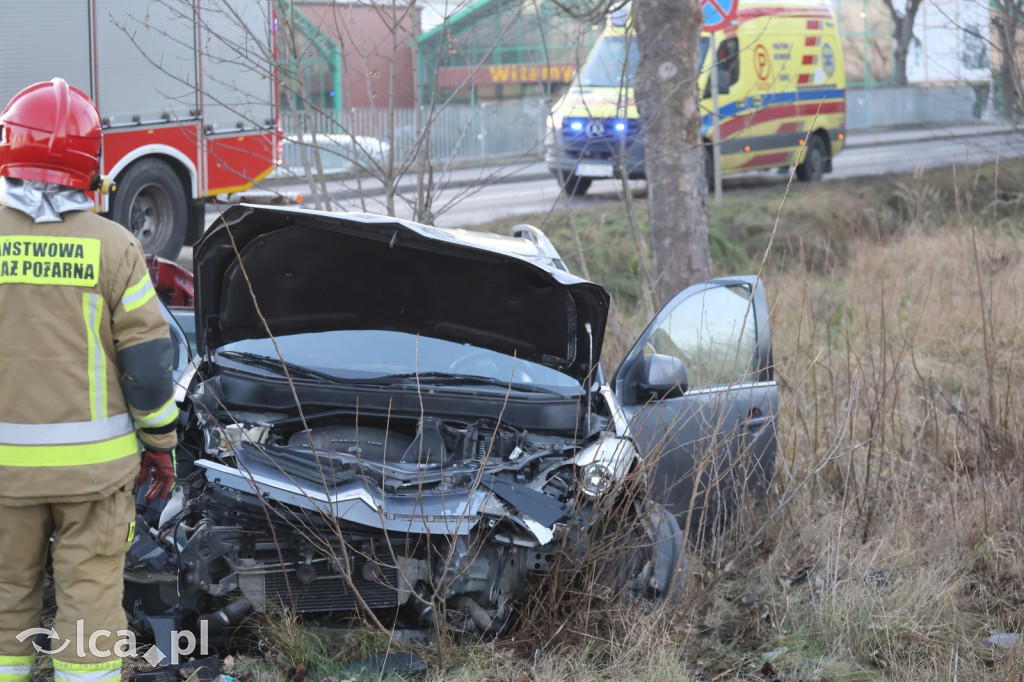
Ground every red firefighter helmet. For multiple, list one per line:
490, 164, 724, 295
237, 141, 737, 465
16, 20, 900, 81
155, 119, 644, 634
0, 78, 102, 191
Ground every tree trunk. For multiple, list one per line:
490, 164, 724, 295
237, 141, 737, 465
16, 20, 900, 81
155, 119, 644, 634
995, 4, 1023, 124
884, 0, 922, 89
633, 0, 711, 308
890, 16, 911, 86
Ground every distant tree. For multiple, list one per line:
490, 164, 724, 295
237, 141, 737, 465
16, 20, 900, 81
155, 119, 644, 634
951, 0, 1023, 122
883, 0, 924, 86
991, 0, 1024, 122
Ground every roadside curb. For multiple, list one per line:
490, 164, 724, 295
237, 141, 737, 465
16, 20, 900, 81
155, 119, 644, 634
843, 122, 1015, 149
238, 122, 1017, 204
348, 123, 1017, 200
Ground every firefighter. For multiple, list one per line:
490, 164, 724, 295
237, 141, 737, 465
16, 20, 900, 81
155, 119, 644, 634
0, 79, 178, 682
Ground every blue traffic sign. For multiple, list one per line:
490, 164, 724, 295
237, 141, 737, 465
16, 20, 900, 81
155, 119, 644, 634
701, 0, 738, 32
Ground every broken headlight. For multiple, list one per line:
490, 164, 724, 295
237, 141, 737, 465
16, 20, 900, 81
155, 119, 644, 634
580, 462, 615, 496
573, 435, 638, 497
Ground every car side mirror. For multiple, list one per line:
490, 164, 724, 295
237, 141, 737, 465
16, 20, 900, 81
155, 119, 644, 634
637, 353, 688, 400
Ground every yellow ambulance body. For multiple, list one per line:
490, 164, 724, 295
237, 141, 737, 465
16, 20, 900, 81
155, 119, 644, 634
544, 0, 847, 195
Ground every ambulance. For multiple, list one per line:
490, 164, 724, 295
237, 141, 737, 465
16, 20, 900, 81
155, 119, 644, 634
544, 0, 846, 195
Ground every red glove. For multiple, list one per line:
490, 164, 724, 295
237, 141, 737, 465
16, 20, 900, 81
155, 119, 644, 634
139, 449, 176, 501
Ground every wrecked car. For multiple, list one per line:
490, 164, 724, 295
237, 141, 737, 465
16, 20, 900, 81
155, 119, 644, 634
128, 205, 777, 655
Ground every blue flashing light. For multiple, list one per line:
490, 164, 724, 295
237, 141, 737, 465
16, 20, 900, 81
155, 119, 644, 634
568, 119, 585, 133
613, 121, 627, 133
329, 90, 336, 97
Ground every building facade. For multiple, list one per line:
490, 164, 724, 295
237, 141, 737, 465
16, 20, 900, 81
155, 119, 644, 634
416, 0, 599, 104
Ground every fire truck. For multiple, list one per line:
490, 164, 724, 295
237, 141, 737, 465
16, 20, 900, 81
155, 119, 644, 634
2, 1, 277, 259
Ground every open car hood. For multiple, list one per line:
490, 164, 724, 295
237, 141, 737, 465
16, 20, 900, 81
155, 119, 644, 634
193, 205, 610, 381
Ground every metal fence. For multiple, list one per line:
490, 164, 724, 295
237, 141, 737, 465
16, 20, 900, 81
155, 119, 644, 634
280, 99, 548, 170
280, 85, 987, 172
845, 85, 987, 129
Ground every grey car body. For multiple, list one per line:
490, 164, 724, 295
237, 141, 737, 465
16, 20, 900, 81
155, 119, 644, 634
129, 205, 776, 656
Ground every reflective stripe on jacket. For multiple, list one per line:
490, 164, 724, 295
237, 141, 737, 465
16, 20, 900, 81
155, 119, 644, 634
0, 654, 34, 682
53, 659, 121, 682
0, 207, 178, 503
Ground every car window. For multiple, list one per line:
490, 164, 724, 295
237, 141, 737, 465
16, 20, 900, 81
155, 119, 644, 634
702, 37, 738, 99
643, 283, 756, 388
579, 34, 711, 89
579, 35, 640, 88
218, 330, 582, 391
718, 37, 740, 87
169, 307, 196, 355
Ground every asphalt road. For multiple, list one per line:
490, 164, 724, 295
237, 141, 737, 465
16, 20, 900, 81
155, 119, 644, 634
188, 124, 1024, 266
428, 128, 1024, 228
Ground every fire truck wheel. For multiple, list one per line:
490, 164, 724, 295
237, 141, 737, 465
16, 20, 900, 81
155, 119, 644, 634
795, 134, 827, 182
111, 159, 187, 260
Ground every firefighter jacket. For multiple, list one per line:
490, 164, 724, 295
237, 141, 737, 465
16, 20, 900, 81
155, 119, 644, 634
0, 206, 179, 504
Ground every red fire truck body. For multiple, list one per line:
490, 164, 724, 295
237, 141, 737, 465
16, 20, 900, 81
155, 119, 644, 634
2, 1, 277, 258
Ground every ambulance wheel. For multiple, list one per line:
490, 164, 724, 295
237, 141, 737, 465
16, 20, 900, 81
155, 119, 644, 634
111, 159, 188, 260
559, 172, 592, 197
796, 134, 827, 182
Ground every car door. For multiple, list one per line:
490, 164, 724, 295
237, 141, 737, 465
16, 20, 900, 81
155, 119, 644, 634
613, 275, 777, 542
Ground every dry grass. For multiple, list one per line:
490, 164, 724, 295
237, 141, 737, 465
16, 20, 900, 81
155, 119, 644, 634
241, 161, 1024, 680
492, 162, 1024, 679
755, 214, 1024, 679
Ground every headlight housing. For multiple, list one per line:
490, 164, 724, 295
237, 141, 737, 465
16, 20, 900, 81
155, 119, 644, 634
548, 110, 563, 132
573, 435, 639, 497
580, 462, 615, 496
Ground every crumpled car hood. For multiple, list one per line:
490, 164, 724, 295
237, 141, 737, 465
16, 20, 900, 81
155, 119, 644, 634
193, 205, 610, 380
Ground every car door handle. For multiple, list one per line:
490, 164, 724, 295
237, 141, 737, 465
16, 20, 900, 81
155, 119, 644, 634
743, 407, 768, 430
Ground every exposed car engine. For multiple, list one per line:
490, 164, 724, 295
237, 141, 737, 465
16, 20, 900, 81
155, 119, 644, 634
126, 401, 659, 641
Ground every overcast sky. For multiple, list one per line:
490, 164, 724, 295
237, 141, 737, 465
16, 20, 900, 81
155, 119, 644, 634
419, 0, 468, 31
